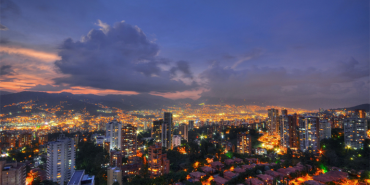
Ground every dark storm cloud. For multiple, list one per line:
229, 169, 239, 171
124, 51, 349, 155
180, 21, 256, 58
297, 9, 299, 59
54, 20, 197, 93
200, 58, 369, 109
0, 65, 15, 76
170, 60, 193, 79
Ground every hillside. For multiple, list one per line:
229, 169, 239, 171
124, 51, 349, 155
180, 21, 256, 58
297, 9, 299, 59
0, 91, 183, 113
342, 104, 370, 112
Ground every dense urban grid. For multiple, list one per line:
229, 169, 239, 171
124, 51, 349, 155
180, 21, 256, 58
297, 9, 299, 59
0, 98, 369, 185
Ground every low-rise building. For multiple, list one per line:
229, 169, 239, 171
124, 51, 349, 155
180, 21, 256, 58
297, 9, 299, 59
210, 161, 224, 170
188, 172, 206, 181
246, 178, 264, 185
256, 174, 273, 185
107, 167, 122, 185
200, 166, 214, 174
0, 161, 26, 185
214, 176, 228, 185
224, 171, 238, 180
67, 170, 95, 185
313, 171, 348, 184
225, 159, 234, 166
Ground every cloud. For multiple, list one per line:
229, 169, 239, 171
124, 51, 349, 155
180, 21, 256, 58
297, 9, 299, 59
0, 38, 9, 44
0, 46, 60, 62
0, 0, 20, 30
170, 60, 193, 79
0, 24, 8, 30
200, 58, 369, 109
231, 49, 262, 69
25, 84, 69, 91
23, 84, 140, 96
54, 20, 197, 93
0, 65, 15, 76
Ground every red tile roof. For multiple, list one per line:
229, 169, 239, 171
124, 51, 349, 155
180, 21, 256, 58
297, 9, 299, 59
246, 178, 264, 185
313, 171, 348, 183
214, 176, 229, 185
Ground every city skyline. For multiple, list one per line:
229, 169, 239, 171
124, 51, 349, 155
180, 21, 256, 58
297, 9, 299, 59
0, 1, 368, 110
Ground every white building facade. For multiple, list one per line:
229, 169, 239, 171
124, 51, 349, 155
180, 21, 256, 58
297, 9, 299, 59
172, 135, 181, 148
105, 119, 122, 150
299, 117, 320, 152
319, 119, 331, 140
47, 134, 76, 184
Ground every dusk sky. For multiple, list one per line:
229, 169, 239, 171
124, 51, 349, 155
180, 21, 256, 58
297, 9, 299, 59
0, 0, 369, 109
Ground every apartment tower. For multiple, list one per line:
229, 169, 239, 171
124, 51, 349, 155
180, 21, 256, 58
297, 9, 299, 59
46, 134, 76, 184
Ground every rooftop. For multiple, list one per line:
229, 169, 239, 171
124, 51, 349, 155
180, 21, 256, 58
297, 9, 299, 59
68, 170, 85, 185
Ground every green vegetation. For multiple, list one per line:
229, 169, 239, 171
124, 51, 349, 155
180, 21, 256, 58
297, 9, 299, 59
124, 171, 188, 185
320, 136, 370, 170
76, 141, 109, 185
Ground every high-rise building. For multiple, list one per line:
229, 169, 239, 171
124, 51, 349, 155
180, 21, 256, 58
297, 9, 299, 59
0, 132, 16, 149
110, 150, 123, 167
0, 161, 3, 184
121, 124, 137, 158
179, 123, 188, 142
67, 170, 95, 185
172, 135, 181, 148
161, 112, 173, 149
107, 167, 122, 185
18, 133, 32, 148
355, 109, 366, 118
148, 142, 170, 178
207, 126, 214, 139
38, 135, 48, 146
105, 119, 122, 151
319, 119, 331, 140
280, 115, 299, 151
0, 161, 26, 185
46, 134, 76, 184
236, 133, 252, 154
281, 109, 288, 116
344, 118, 368, 150
267, 109, 279, 135
188, 120, 194, 130
299, 117, 320, 153
152, 120, 163, 142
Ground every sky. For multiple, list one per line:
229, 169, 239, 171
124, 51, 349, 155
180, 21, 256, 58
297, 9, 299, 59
0, 0, 369, 109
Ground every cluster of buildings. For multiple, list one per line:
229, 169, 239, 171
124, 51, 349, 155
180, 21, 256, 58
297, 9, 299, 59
0, 133, 93, 185
1, 96, 369, 185
264, 108, 369, 153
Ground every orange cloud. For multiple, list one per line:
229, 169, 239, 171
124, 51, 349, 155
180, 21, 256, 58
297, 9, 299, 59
0, 46, 60, 62
47, 86, 139, 96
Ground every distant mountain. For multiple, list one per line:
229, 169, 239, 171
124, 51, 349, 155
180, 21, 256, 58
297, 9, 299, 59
0, 91, 13, 95
341, 104, 370, 112
73, 93, 179, 110
0, 91, 102, 116
0, 91, 189, 112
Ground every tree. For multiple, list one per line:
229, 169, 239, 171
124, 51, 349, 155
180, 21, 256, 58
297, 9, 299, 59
76, 141, 109, 185
360, 170, 370, 181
